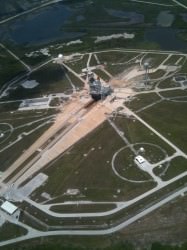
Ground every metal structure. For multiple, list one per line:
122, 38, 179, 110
88, 75, 112, 101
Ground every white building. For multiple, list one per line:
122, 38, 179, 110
135, 155, 145, 164
1, 201, 18, 215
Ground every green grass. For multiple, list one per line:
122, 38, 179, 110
158, 77, 181, 89
32, 121, 155, 202
106, 64, 126, 76
0, 112, 55, 152
89, 54, 99, 67
93, 69, 111, 81
0, 108, 58, 173
67, 71, 84, 88
113, 116, 175, 156
6, 62, 76, 100
65, 54, 89, 74
125, 93, 161, 111
96, 51, 139, 77
142, 54, 168, 68
159, 89, 187, 98
114, 146, 152, 181
180, 59, 187, 74
0, 121, 52, 172
0, 108, 56, 127
0, 222, 27, 241
114, 148, 152, 181
0, 101, 21, 113
50, 204, 116, 213
149, 70, 166, 80
140, 101, 187, 154
0, 46, 26, 87
153, 157, 187, 181
163, 55, 185, 65
21, 176, 186, 233
97, 51, 137, 65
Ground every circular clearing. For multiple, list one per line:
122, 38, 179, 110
112, 143, 169, 183
112, 145, 150, 183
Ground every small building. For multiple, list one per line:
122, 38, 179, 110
1, 201, 18, 215
135, 155, 145, 164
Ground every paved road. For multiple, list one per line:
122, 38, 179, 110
22, 171, 187, 218
172, 0, 187, 9
108, 118, 137, 154
125, 107, 187, 159
62, 62, 87, 87
94, 48, 186, 56
0, 186, 186, 247
0, 47, 187, 247
130, 0, 174, 7
0, 43, 31, 71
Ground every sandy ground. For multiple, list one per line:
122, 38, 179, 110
1, 83, 135, 190
13, 101, 111, 187
1, 95, 88, 183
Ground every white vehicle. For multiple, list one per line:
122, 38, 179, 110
135, 155, 145, 164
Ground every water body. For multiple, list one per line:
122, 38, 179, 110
76, 15, 85, 22
180, 13, 187, 22
0, 2, 85, 46
105, 8, 144, 25
145, 28, 187, 51
157, 11, 175, 27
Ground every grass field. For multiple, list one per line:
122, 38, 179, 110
31, 121, 155, 203
125, 93, 161, 112
50, 204, 116, 214
0, 0, 187, 248
65, 54, 89, 74
158, 89, 187, 98
0, 222, 27, 241
6, 62, 84, 100
0, 46, 26, 88
113, 146, 152, 181
0, 109, 57, 171
142, 53, 168, 68
113, 116, 175, 157
163, 55, 185, 65
158, 76, 181, 89
139, 101, 187, 154
153, 157, 187, 181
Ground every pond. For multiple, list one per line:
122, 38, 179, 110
104, 8, 144, 25
145, 28, 187, 51
157, 11, 175, 27
0, 2, 85, 46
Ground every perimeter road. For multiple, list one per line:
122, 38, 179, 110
172, 0, 187, 9
0, 186, 186, 247
0, 43, 31, 71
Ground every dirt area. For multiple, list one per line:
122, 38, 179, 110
119, 194, 187, 248
1, 95, 88, 184
109, 66, 144, 88
13, 101, 111, 188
